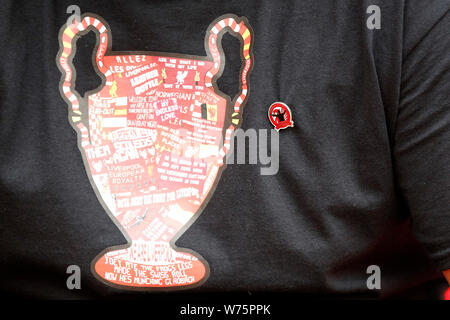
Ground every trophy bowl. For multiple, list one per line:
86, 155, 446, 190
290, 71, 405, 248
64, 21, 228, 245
57, 13, 253, 289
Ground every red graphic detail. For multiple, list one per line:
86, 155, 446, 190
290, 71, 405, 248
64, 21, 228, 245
57, 14, 253, 289
444, 287, 450, 300
268, 102, 294, 131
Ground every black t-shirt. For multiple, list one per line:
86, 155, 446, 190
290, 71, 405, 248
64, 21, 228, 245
0, 0, 449, 299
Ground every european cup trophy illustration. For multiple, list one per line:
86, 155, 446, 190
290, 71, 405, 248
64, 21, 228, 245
57, 13, 253, 289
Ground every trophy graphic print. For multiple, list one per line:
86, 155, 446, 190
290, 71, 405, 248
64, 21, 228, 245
57, 13, 253, 289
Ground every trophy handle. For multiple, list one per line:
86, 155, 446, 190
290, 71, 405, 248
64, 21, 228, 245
57, 14, 113, 147
204, 15, 254, 164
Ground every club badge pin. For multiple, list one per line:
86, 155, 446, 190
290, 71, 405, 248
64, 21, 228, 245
268, 102, 294, 131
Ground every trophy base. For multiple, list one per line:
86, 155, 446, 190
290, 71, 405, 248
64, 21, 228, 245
92, 245, 208, 289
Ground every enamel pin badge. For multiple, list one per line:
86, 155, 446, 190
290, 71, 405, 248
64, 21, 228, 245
268, 102, 294, 131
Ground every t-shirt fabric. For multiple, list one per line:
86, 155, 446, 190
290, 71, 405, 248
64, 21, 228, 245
0, 0, 449, 298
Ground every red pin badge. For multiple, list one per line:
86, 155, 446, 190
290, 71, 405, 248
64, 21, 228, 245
268, 102, 294, 131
